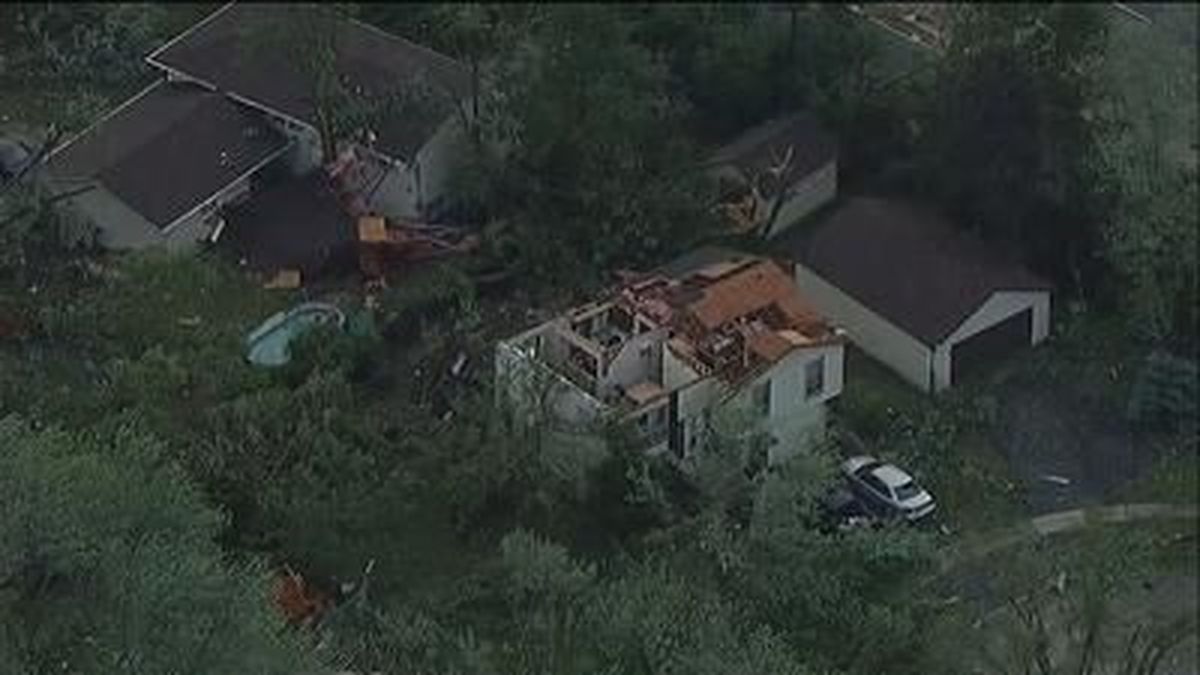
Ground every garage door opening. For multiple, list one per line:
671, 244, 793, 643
951, 308, 1033, 386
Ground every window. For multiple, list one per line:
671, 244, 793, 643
863, 474, 889, 497
805, 357, 825, 399
894, 481, 920, 501
753, 379, 771, 417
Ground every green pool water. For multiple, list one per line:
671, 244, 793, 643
245, 302, 345, 367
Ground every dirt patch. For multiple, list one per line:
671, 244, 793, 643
994, 381, 1157, 515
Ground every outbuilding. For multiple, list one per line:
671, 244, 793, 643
705, 111, 838, 239
776, 196, 1052, 392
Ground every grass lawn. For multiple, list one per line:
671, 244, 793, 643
925, 516, 1199, 673
1106, 2, 1198, 170
1119, 449, 1200, 506
835, 346, 1027, 533
0, 4, 221, 136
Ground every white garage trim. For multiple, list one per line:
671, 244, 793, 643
931, 291, 1051, 391
793, 262, 933, 391
766, 159, 838, 238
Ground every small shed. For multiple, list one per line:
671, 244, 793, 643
776, 197, 1052, 391
705, 111, 838, 239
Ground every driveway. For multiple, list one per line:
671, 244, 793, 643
992, 377, 1157, 515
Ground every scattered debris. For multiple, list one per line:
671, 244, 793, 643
263, 269, 302, 290
357, 215, 479, 279
0, 308, 30, 340
1051, 570, 1068, 595
273, 566, 332, 628
450, 351, 468, 379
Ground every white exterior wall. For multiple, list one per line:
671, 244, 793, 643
497, 326, 844, 470
495, 337, 605, 429
363, 155, 418, 219
279, 122, 323, 174
794, 262, 934, 391
931, 290, 1051, 391
364, 116, 465, 220
599, 328, 668, 396
678, 378, 721, 458
766, 159, 838, 239
57, 178, 248, 252
662, 346, 714, 457
413, 115, 465, 215
663, 345, 704, 390
662, 341, 843, 464
729, 342, 844, 464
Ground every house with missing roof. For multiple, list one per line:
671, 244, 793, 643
706, 111, 838, 239
775, 196, 1053, 392
41, 2, 471, 261
495, 253, 845, 467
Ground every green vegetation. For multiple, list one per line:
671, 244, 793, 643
926, 520, 1197, 674
837, 348, 1025, 532
0, 416, 313, 673
1, 3, 1195, 674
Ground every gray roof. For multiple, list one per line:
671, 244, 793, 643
655, 245, 756, 279
148, 3, 472, 161
45, 80, 289, 230
707, 111, 838, 197
775, 197, 1052, 345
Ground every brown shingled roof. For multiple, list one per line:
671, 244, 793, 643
147, 3, 471, 161
777, 196, 1052, 345
46, 80, 289, 230
687, 260, 820, 331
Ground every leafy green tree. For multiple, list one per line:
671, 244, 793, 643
913, 3, 1112, 294
247, 3, 444, 162
932, 524, 1197, 675
0, 416, 314, 674
1097, 9, 1198, 347
7, 4, 165, 89
462, 4, 718, 286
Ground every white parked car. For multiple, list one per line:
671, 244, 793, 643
840, 455, 936, 522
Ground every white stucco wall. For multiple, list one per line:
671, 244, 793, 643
930, 290, 1051, 391
794, 262, 934, 391
766, 159, 838, 239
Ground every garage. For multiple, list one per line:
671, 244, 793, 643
777, 197, 1054, 392
950, 308, 1033, 386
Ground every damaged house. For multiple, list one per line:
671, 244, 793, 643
40, 2, 471, 275
496, 252, 846, 467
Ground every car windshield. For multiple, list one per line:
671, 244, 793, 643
894, 481, 922, 501
856, 461, 883, 477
